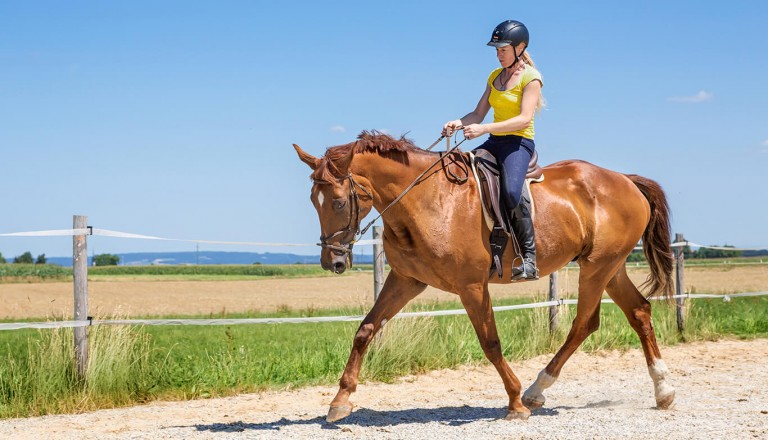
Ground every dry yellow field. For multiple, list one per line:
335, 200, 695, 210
1, 265, 766, 319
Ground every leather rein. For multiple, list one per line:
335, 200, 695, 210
316, 131, 469, 260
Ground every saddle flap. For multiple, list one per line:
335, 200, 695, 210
473, 149, 509, 233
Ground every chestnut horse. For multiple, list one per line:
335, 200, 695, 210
294, 131, 676, 422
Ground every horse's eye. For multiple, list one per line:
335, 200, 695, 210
333, 199, 347, 211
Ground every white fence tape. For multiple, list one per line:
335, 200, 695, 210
0, 229, 91, 237
3, 227, 766, 251
0, 228, 383, 247
2, 292, 765, 331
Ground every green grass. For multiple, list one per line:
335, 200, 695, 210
1, 294, 766, 418
0, 264, 70, 281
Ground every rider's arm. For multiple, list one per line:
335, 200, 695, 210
443, 85, 492, 135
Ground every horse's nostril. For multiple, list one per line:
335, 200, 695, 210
333, 262, 346, 273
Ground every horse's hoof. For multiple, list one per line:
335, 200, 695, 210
326, 405, 353, 423
656, 390, 675, 410
522, 394, 545, 409
504, 409, 531, 421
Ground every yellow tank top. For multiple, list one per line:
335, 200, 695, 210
487, 64, 543, 139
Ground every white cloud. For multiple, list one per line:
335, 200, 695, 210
667, 90, 713, 103
329, 125, 346, 133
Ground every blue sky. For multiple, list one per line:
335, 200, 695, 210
1, 0, 766, 260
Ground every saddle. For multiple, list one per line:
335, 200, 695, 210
470, 149, 544, 279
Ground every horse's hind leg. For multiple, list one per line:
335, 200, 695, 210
522, 260, 619, 409
605, 266, 675, 409
460, 283, 530, 420
326, 269, 426, 423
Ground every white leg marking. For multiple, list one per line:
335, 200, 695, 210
523, 369, 558, 406
648, 359, 675, 408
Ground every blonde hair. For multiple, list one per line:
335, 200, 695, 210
521, 51, 546, 112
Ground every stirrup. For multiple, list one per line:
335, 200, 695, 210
511, 257, 539, 281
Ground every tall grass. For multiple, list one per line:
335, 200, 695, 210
1, 296, 765, 418
0, 321, 152, 417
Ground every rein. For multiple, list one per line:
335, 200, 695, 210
317, 130, 470, 260
357, 130, 469, 237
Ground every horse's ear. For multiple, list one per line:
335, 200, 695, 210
293, 144, 320, 170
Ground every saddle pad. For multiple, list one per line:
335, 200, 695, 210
469, 151, 544, 231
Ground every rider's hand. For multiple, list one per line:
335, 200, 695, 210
463, 124, 485, 140
442, 120, 462, 137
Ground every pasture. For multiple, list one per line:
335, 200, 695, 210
0, 262, 766, 418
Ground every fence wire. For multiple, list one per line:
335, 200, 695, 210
2, 292, 765, 331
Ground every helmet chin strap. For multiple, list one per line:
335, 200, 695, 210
505, 45, 527, 69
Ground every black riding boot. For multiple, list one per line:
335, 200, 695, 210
510, 195, 539, 281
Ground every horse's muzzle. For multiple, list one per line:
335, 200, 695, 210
321, 252, 348, 274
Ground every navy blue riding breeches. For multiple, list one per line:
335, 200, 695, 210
474, 134, 535, 210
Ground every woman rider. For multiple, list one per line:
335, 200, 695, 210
443, 20, 544, 280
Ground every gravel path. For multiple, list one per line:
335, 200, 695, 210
2, 338, 767, 439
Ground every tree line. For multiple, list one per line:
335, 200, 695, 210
627, 244, 747, 262
0, 251, 47, 264
0, 252, 121, 266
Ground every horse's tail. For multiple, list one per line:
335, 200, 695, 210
626, 174, 675, 300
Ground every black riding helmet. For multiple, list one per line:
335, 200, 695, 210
487, 20, 529, 49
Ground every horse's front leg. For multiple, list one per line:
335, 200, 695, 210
460, 283, 530, 420
327, 270, 426, 423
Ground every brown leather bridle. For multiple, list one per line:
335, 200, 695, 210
315, 174, 372, 261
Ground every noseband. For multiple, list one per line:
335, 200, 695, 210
316, 174, 372, 259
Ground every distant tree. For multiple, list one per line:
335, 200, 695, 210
626, 250, 646, 263
13, 252, 34, 264
695, 244, 741, 259
35, 254, 47, 264
93, 253, 120, 266
0, 252, 6, 264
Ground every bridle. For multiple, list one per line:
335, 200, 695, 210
315, 130, 469, 264
315, 174, 372, 259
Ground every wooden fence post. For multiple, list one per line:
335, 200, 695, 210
548, 271, 559, 334
674, 232, 686, 335
73, 215, 89, 379
373, 226, 385, 302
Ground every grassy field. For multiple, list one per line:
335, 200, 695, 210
1, 259, 766, 418
1, 292, 766, 418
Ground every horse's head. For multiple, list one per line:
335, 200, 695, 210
294, 143, 373, 274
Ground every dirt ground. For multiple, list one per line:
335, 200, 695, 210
1, 338, 766, 439
1, 265, 766, 319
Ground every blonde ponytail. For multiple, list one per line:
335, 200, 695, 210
521, 51, 546, 112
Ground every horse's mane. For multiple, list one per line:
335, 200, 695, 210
312, 131, 418, 181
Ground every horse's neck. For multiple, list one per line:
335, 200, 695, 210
353, 151, 442, 221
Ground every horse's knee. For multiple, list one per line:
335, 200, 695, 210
354, 323, 375, 347
631, 306, 654, 337
481, 339, 503, 363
